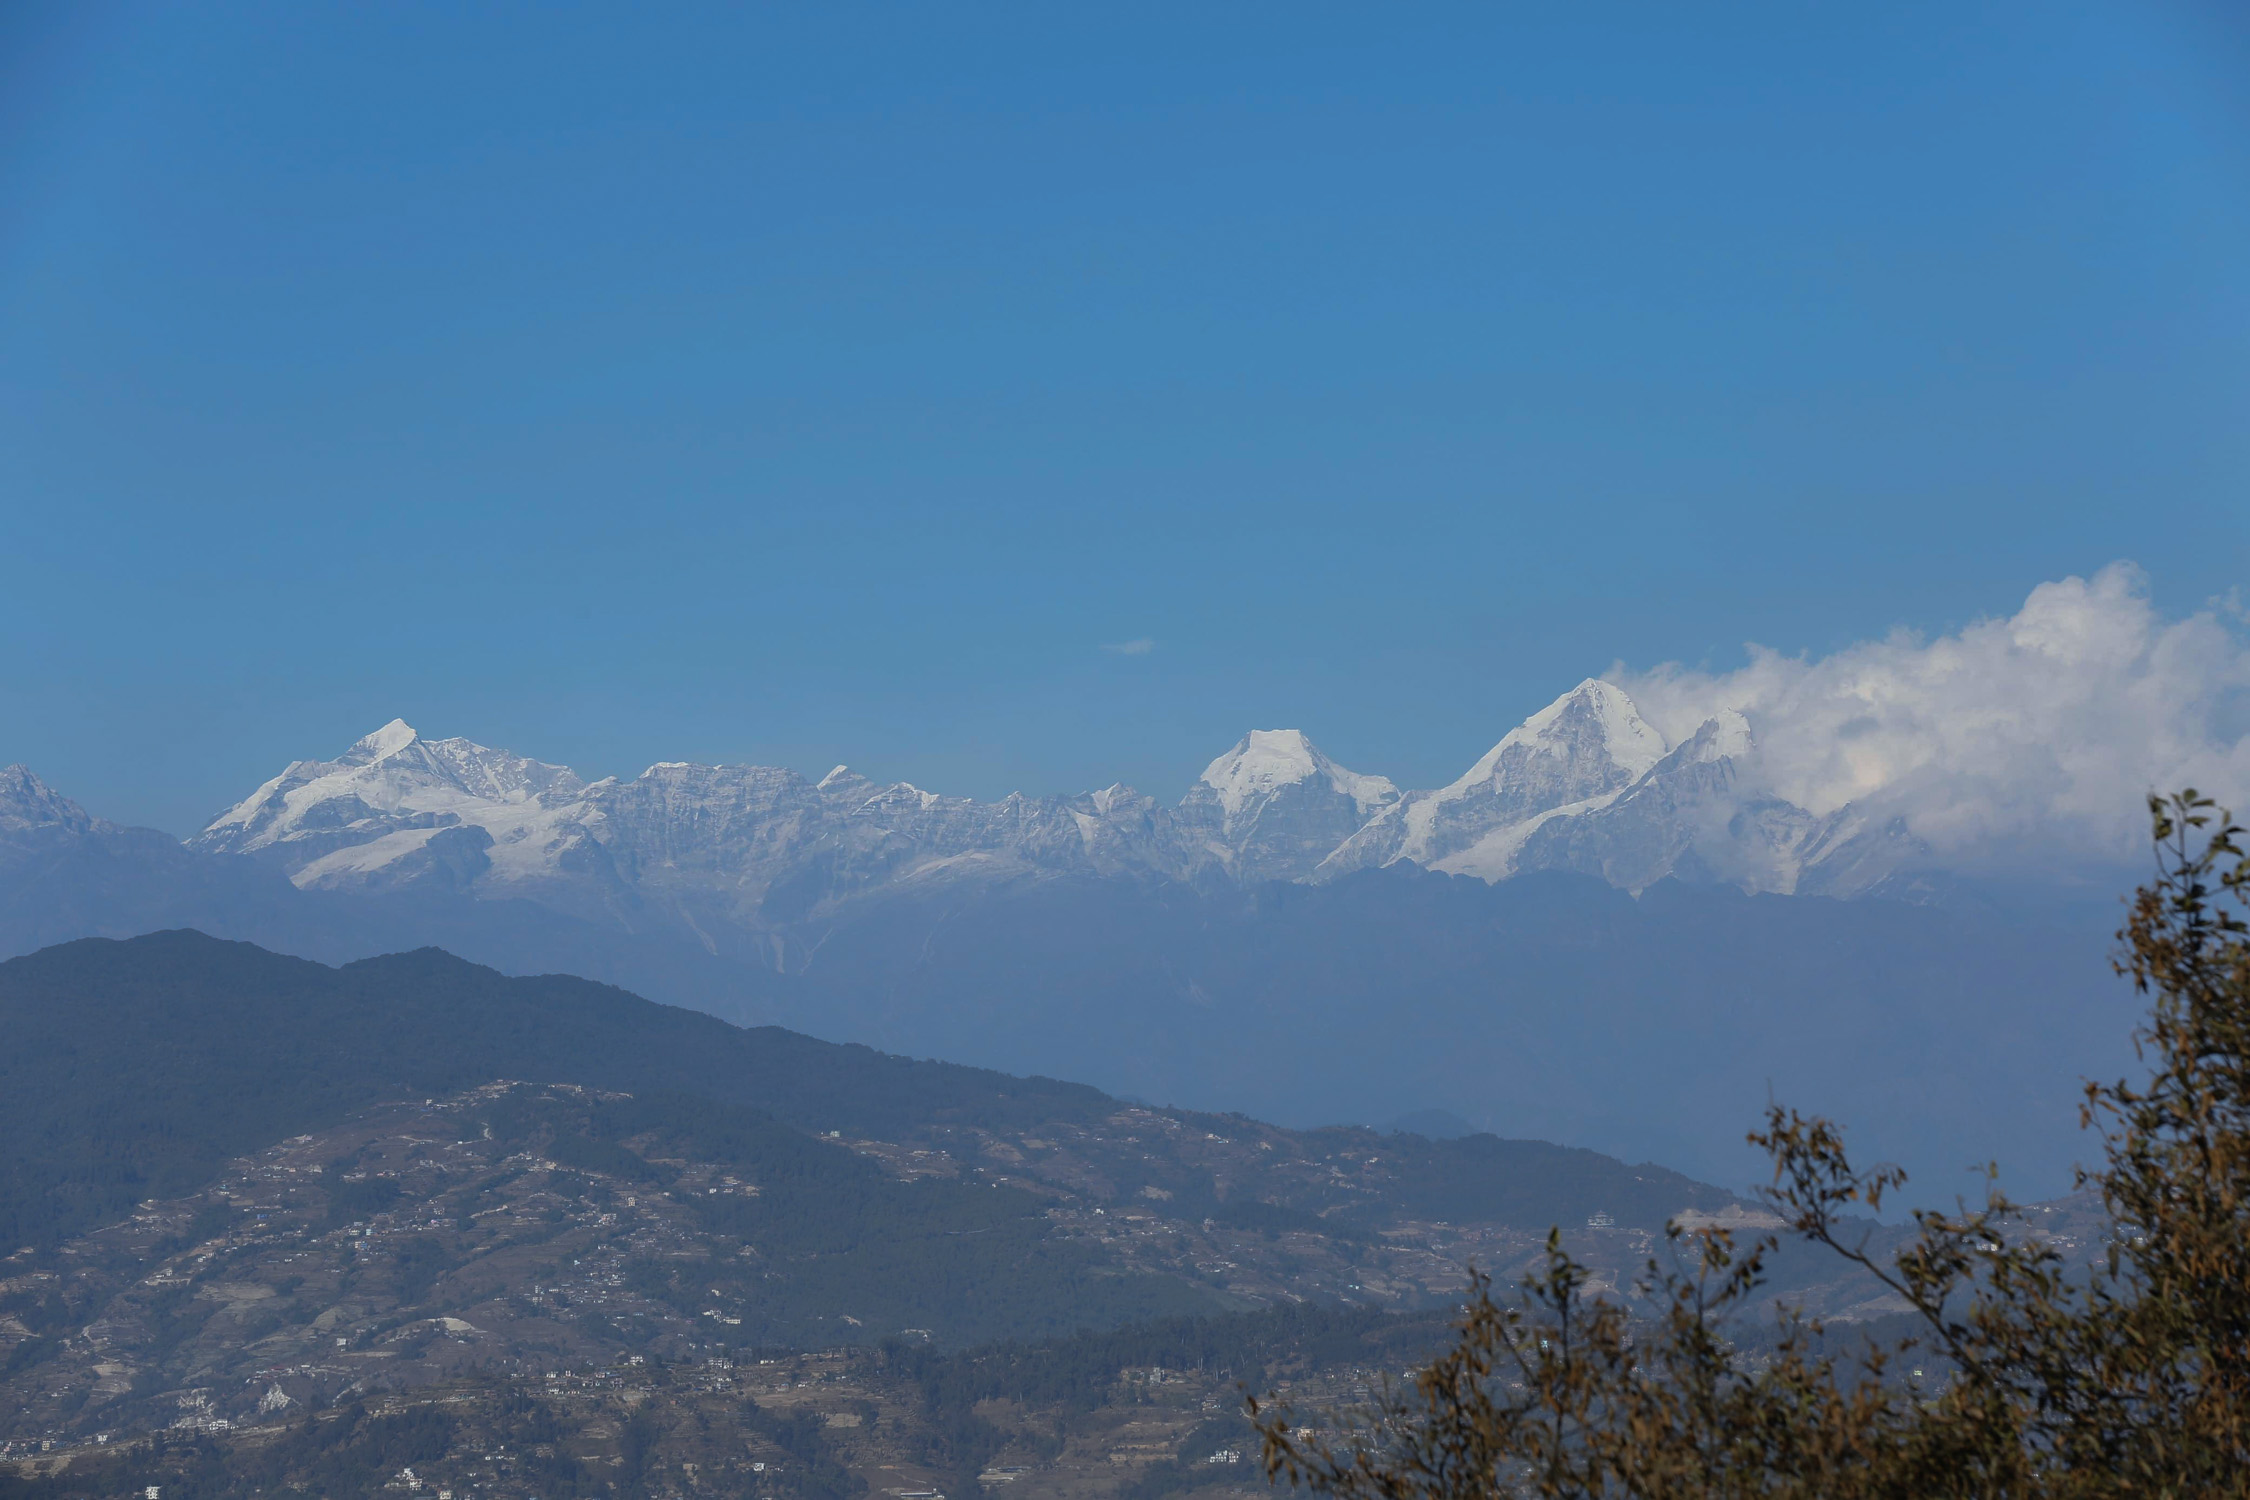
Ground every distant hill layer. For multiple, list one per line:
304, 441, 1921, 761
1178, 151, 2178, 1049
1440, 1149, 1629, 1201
0, 929, 1785, 1449
0, 932, 1730, 1257
0, 932, 1103, 1253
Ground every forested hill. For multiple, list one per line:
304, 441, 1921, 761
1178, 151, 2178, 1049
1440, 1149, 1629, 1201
0, 930, 1110, 1251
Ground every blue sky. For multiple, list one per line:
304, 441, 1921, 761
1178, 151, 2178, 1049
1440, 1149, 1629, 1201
3, 2, 2247, 835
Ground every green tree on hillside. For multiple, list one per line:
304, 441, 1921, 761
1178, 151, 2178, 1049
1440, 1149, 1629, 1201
1254, 792, 2250, 1497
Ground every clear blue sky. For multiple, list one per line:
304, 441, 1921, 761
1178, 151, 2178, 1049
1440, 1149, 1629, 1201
4, 2, 2247, 835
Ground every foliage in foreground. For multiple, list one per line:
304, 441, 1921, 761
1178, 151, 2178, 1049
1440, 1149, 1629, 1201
1254, 793, 2250, 1497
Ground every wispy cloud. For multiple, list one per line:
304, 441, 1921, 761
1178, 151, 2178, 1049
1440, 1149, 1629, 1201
1103, 638, 1156, 657
1610, 563, 2250, 865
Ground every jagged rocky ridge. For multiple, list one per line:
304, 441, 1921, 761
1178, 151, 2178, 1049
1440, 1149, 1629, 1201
174, 681, 1921, 948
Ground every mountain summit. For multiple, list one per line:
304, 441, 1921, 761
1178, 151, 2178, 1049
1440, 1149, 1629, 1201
1, 764, 101, 841
196, 719, 591, 894
1316, 680, 1669, 883
1180, 730, 1398, 883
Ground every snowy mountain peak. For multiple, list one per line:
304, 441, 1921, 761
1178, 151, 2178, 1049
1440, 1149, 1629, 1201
0, 764, 101, 838
1449, 679, 1666, 796
1681, 708, 1753, 764
814, 765, 887, 806
1196, 730, 1398, 822
193, 722, 587, 887
1180, 730, 1400, 882
340, 718, 421, 766
1200, 727, 1319, 807
1312, 680, 1675, 883
1, 763, 57, 809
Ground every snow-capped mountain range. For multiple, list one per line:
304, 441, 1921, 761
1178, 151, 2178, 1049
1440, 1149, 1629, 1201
174, 680, 1921, 955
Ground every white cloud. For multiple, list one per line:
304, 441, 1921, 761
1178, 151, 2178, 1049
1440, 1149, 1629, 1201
1103, 638, 1156, 657
1610, 564, 2250, 866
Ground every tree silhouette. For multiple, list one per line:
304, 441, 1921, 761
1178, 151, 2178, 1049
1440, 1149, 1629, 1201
1254, 792, 2250, 1497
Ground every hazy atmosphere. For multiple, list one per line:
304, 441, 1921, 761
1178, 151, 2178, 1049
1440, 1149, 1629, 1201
5, 7, 2250, 1493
